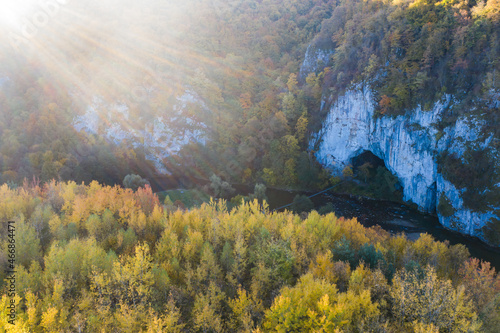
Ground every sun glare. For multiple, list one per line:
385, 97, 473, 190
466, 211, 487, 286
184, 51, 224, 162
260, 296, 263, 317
0, 1, 38, 29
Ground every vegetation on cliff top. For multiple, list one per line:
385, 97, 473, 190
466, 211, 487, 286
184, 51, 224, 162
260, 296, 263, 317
2, 0, 498, 189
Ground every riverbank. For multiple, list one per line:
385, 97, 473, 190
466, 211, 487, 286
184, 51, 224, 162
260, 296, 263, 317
153, 182, 500, 269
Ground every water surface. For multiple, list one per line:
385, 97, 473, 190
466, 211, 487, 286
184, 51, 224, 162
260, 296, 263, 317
265, 188, 500, 269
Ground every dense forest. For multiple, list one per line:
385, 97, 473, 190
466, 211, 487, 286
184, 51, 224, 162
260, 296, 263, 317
1, 0, 500, 331
0, 0, 332, 188
1, 1, 500, 226
0, 181, 499, 332
1, 0, 499, 198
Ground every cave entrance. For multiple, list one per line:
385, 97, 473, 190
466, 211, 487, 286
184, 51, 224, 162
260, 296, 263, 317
350, 151, 403, 202
352, 151, 386, 171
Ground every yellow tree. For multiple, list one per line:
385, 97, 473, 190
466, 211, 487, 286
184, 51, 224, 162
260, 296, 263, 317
191, 282, 226, 332
146, 296, 185, 333
458, 258, 500, 312
390, 266, 480, 332
295, 113, 308, 144
261, 273, 379, 332
287, 73, 298, 93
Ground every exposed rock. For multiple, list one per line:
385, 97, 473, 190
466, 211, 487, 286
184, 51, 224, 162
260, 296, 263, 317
73, 91, 207, 174
299, 43, 334, 80
311, 86, 499, 242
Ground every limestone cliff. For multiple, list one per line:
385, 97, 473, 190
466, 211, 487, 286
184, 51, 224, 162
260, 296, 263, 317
311, 86, 499, 243
73, 90, 207, 174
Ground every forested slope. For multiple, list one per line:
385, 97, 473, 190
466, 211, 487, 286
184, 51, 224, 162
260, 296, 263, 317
0, 0, 333, 188
0, 182, 499, 331
312, 0, 500, 117
1, 0, 499, 194
306, 0, 500, 244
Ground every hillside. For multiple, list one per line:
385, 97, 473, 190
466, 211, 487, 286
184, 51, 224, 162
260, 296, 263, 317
1, 2, 500, 330
302, 0, 500, 245
0, 181, 499, 331
1, 0, 500, 244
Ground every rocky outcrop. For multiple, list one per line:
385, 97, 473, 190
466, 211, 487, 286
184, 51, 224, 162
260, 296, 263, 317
299, 43, 334, 80
73, 91, 207, 174
311, 86, 499, 241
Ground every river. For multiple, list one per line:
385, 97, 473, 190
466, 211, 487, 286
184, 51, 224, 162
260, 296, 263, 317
151, 176, 500, 269
264, 187, 500, 269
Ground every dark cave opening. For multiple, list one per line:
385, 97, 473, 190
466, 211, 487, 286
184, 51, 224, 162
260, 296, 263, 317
352, 150, 386, 171
350, 150, 404, 202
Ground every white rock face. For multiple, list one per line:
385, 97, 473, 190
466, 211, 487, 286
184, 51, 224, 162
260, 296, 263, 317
436, 174, 498, 236
299, 43, 334, 79
73, 91, 207, 174
312, 86, 499, 241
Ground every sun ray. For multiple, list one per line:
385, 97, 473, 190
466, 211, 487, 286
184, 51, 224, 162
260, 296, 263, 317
0, 1, 37, 29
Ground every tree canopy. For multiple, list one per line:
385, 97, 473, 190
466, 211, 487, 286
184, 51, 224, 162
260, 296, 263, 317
0, 181, 499, 331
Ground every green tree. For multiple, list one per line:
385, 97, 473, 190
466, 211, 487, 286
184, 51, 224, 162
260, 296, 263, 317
123, 174, 149, 191
11, 217, 42, 269
209, 173, 235, 199
357, 162, 373, 183
251, 183, 268, 203
291, 195, 314, 213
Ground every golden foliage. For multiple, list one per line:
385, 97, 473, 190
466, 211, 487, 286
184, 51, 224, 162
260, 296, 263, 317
0, 181, 496, 331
